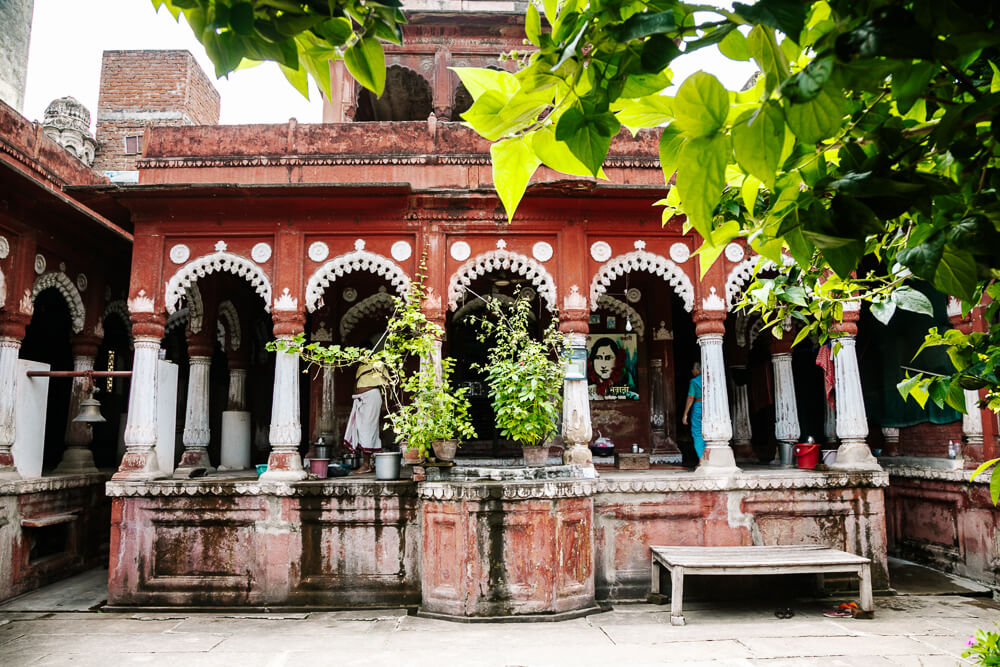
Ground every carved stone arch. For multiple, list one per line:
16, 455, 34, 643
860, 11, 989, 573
164, 308, 189, 337
164, 247, 272, 315
451, 293, 536, 324
339, 288, 394, 339
448, 250, 557, 313
184, 284, 204, 333
32, 271, 86, 333
305, 244, 410, 313
356, 65, 433, 121
102, 299, 134, 348
217, 300, 241, 352
596, 295, 645, 340
725, 254, 796, 310
589, 250, 694, 312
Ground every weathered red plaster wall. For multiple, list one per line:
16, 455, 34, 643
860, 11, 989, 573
886, 474, 999, 588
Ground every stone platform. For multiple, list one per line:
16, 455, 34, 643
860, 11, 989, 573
104, 466, 890, 613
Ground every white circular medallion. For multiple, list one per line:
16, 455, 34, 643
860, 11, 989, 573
626, 288, 641, 303
391, 241, 412, 262
669, 242, 690, 264
251, 242, 272, 263
169, 244, 190, 264
76, 274, 88, 292
724, 242, 745, 263
308, 241, 329, 263
0, 236, 8, 259
34, 254, 46, 275
342, 287, 357, 303
532, 241, 553, 262
450, 241, 471, 262
590, 241, 612, 262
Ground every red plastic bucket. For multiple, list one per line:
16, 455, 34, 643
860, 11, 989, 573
793, 443, 820, 469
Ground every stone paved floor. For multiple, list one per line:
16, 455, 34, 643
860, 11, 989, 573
1, 593, 997, 666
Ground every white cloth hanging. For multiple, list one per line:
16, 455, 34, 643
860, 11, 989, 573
344, 389, 382, 452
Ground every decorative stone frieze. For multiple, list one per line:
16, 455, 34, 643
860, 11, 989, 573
165, 248, 272, 314
417, 479, 597, 501
595, 470, 889, 493
32, 271, 85, 333
104, 478, 417, 498
0, 472, 108, 496
305, 246, 409, 312
590, 249, 694, 311
883, 464, 991, 484
448, 249, 556, 312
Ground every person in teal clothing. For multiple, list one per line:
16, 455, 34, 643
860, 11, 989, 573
682, 362, 704, 459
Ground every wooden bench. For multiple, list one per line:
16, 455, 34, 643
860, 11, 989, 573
650, 545, 874, 626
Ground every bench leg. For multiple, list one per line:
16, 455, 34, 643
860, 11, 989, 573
651, 559, 660, 596
670, 567, 685, 626
815, 573, 825, 596
857, 565, 874, 619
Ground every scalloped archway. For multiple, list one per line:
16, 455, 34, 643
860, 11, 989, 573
448, 249, 557, 312
305, 244, 410, 313
339, 288, 394, 339
596, 295, 645, 340
32, 271, 85, 333
164, 246, 271, 314
589, 250, 694, 312
217, 300, 241, 352
102, 299, 134, 348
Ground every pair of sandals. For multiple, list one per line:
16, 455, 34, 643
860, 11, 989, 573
822, 602, 859, 618
774, 607, 795, 619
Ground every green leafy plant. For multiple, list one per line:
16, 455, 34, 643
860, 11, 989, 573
268, 269, 473, 456
970, 457, 1000, 506
963, 626, 1000, 666
474, 295, 566, 448
152, 0, 404, 98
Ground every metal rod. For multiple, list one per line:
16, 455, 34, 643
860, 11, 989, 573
26, 370, 132, 378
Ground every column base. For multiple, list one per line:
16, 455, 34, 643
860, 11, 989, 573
54, 446, 99, 475
259, 451, 307, 481
174, 449, 216, 478
0, 467, 21, 480
696, 443, 740, 475
562, 443, 594, 467
0, 452, 20, 479
829, 441, 882, 472
651, 431, 681, 456
112, 450, 166, 480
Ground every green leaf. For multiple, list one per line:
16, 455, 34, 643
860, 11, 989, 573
525, 3, 541, 46
734, 0, 808, 43
608, 11, 676, 42
640, 34, 682, 73
612, 94, 673, 134
695, 219, 740, 278
933, 248, 977, 302
780, 55, 834, 104
892, 61, 937, 115
658, 125, 686, 184
673, 72, 729, 138
229, 2, 255, 35
555, 105, 620, 176
542, 0, 558, 25
991, 468, 1000, 506
970, 458, 1000, 482
741, 174, 761, 215
746, 25, 789, 86
278, 61, 310, 98
783, 86, 845, 144
620, 71, 671, 99
892, 287, 935, 317
676, 133, 729, 240
945, 380, 967, 413
897, 233, 945, 282
732, 103, 784, 190
451, 66, 518, 101
344, 36, 385, 96
532, 126, 607, 179
870, 299, 897, 325
719, 29, 750, 61
460, 90, 509, 139
896, 374, 922, 401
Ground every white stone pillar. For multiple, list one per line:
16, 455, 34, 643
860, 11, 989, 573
562, 332, 593, 468
228, 368, 248, 411
54, 355, 99, 474
115, 335, 165, 480
697, 332, 737, 472
174, 355, 214, 475
830, 335, 880, 471
962, 389, 984, 449
0, 337, 22, 479
771, 352, 800, 466
729, 371, 753, 456
261, 335, 307, 481
881, 426, 899, 457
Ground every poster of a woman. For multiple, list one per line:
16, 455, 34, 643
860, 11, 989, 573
587, 334, 639, 400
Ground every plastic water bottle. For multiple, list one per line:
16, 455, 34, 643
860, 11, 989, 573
947, 440, 957, 459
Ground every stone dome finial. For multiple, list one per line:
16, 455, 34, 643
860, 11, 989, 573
41, 96, 97, 167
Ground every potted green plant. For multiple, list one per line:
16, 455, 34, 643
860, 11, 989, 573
475, 295, 566, 466
390, 357, 476, 462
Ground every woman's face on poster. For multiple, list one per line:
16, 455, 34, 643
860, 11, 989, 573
593, 344, 616, 380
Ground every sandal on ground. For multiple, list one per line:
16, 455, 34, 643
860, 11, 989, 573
774, 608, 794, 619
822, 608, 852, 617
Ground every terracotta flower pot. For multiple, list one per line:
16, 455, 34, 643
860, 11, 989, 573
432, 439, 458, 461
522, 446, 549, 467
402, 447, 423, 465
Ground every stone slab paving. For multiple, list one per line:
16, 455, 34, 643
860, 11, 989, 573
0, 594, 996, 666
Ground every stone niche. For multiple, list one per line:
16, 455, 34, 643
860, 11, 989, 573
419, 469, 599, 621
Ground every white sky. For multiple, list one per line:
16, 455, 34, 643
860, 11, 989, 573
22, 1, 754, 130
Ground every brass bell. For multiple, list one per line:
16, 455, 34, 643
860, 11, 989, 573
73, 394, 106, 423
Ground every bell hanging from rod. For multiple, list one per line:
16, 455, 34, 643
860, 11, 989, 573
73, 386, 106, 423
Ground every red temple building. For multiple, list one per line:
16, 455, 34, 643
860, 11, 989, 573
0, 2, 996, 615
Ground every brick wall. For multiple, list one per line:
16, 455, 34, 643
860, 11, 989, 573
93, 50, 220, 172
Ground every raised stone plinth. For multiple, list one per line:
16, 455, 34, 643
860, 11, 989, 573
418, 468, 599, 621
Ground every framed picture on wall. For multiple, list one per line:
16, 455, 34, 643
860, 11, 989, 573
589, 313, 601, 325
587, 333, 639, 401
